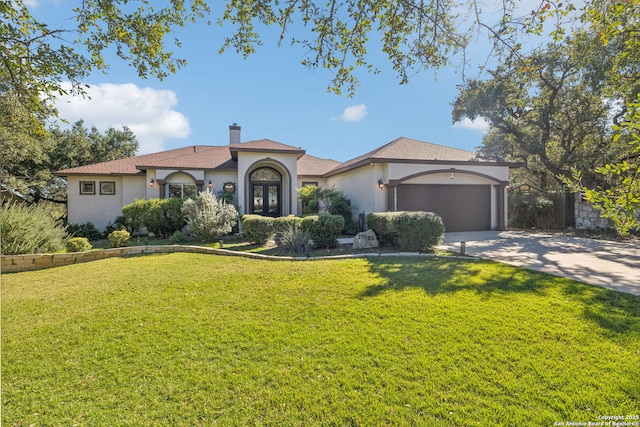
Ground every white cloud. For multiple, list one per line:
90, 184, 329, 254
53, 82, 190, 154
334, 104, 368, 122
452, 117, 490, 133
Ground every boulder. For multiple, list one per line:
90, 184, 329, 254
353, 229, 378, 249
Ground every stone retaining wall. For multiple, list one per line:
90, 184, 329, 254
1, 245, 450, 274
574, 197, 612, 229
1, 245, 240, 273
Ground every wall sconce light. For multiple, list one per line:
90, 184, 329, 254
377, 179, 384, 190
208, 180, 213, 189
450, 168, 455, 180
149, 179, 155, 187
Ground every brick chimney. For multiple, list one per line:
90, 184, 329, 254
229, 123, 241, 145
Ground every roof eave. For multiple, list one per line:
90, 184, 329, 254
324, 158, 521, 177
229, 147, 306, 159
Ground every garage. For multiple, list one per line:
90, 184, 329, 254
395, 184, 491, 232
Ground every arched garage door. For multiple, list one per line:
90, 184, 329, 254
396, 184, 491, 231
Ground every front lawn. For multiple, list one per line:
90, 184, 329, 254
2, 254, 639, 426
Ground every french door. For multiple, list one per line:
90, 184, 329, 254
251, 183, 281, 217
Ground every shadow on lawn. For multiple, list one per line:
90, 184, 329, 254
360, 257, 549, 298
360, 257, 640, 337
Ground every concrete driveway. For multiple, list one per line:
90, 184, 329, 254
439, 231, 640, 296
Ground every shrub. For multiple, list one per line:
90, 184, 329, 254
122, 198, 186, 237
279, 224, 314, 254
393, 211, 445, 251
297, 186, 357, 234
104, 215, 130, 238
66, 237, 92, 252
66, 222, 102, 241
298, 185, 321, 214
169, 230, 190, 244
181, 192, 238, 241
241, 214, 274, 244
0, 202, 68, 254
273, 215, 303, 233
366, 212, 400, 246
509, 192, 555, 229
162, 198, 187, 235
120, 199, 147, 232
108, 229, 130, 248
367, 211, 444, 251
301, 214, 344, 248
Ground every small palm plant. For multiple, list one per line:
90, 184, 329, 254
279, 224, 314, 255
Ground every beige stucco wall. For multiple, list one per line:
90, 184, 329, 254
327, 162, 510, 227
67, 175, 148, 231
326, 164, 387, 216
387, 163, 509, 182
237, 152, 299, 215
67, 175, 144, 231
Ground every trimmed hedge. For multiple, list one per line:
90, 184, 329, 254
273, 215, 303, 233
121, 198, 185, 237
301, 214, 344, 248
241, 214, 344, 248
367, 211, 444, 251
242, 215, 274, 244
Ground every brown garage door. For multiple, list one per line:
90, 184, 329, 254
396, 184, 491, 231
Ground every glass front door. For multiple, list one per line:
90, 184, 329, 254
251, 183, 280, 217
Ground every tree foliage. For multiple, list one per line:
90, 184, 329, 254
567, 95, 640, 236
452, 34, 619, 190
1, 0, 558, 104
568, 0, 640, 235
1, 118, 138, 205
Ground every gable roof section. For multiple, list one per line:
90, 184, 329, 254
135, 146, 236, 170
229, 139, 305, 160
326, 137, 503, 176
54, 145, 227, 176
297, 154, 341, 176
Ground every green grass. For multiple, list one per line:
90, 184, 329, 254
2, 254, 639, 426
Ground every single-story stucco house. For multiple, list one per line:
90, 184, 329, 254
54, 124, 517, 233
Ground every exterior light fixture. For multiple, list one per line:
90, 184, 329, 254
208, 180, 213, 189
223, 182, 236, 193
377, 179, 384, 190
149, 179, 155, 187
450, 168, 455, 180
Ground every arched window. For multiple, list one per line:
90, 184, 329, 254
166, 172, 197, 199
250, 168, 280, 182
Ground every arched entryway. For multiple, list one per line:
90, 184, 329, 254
249, 167, 281, 217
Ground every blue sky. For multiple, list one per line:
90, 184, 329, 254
28, 0, 503, 161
